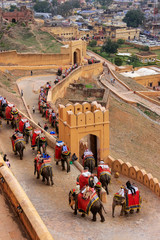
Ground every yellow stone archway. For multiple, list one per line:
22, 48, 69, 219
58, 101, 109, 161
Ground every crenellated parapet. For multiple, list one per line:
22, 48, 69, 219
59, 101, 109, 127
59, 101, 109, 162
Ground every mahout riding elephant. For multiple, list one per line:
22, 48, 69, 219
112, 187, 142, 217
5, 105, 20, 129
57, 150, 71, 173
34, 159, 54, 186
23, 127, 32, 144
69, 187, 106, 222
83, 155, 95, 173
36, 135, 47, 153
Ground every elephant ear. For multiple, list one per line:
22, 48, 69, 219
89, 176, 94, 188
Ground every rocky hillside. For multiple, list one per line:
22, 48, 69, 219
0, 23, 62, 53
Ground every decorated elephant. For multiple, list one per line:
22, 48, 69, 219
112, 186, 142, 217
69, 188, 106, 222
97, 161, 111, 195
5, 104, 20, 129
0, 100, 7, 118
34, 157, 53, 186
83, 155, 95, 173
24, 127, 32, 144
60, 150, 71, 173
36, 134, 47, 153
11, 135, 25, 160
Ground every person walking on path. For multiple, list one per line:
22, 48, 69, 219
44, 123, 48, 132
31, 70, 33, 76
32, 105, 35, 114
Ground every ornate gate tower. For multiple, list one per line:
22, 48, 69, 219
58, 101, 109, 161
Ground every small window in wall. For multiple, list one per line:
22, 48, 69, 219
149, 82, 153, 87
158, 81, 160, 86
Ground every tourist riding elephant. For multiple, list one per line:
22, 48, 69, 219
36, 135, 47, 153
56, 150, 71, 173
69, 188, 106, 222
112, 188, 142, 217
10, 113, 20, 129
83, 155, 95, 173
34, 159, 54, 186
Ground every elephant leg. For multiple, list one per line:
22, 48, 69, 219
92, 213, 97, 222
42, 176, 45, 182
112, 203, 115, 217
61, 159, 65, 171
7, 120, 9, 125
20, 151, 23, 160
56, 160, 59, 165
37, 172, 40, 179
47, 178, 50, 185
106, 184, 109, 195
50, 168, 54, 185
74, 194, 78, 215
26, 135, 28, 144
136, 209, 140, 213
67, 159, 70, 173
120, 205, 124, 216
99, 207, 105, 222
81, 213, 85, 217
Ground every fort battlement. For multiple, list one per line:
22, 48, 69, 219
59, 102, 108, 127
58, 102, 109, 161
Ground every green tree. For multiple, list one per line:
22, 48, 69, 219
52, 0, 58, 7
123, 9, 144, 28
56, 0, 80, 17
33, 1, 51, 13
114, 56, 123, 66
89, 40, 97, 47
117, 39, 125, 45
141, 46, 149, 51
101, 38, 119, 55
9, 5, 19, 12
128, 55, 140, 67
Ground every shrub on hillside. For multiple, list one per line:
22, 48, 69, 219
114, 56, 123, 66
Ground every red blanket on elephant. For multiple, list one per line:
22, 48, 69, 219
5, 105, 13, 120
78, 190, 99, 215
37, 157, 51, 173
79, 174, 90, 190
11, 136, 25, 151
97, 166, 111, 179
31, 129, 41, 147
19, 118, 27, 133
125, 188, 141, 211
